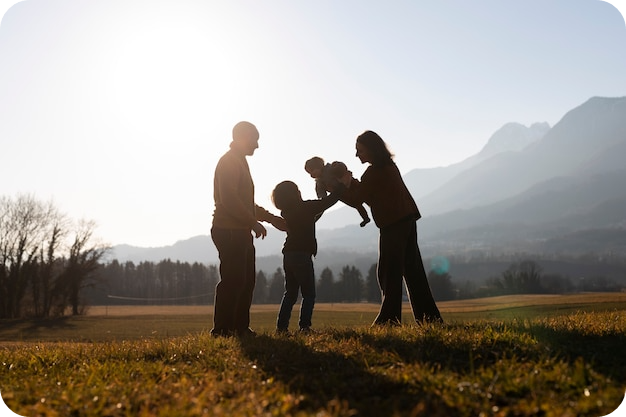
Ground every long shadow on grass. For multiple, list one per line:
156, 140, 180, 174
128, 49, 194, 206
238, 326, 544, 416
0, 317, 75, 341
240, 322, 626, 415
523, 323, 626, 384
239, 333, 455, 416
323, 326, 555, 376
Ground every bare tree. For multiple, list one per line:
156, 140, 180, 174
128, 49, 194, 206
32, 216, 68, 317
0, 195, 60, 318
501, 259, 543, 294
57, 220, 108, 315
1, 194, 108, 318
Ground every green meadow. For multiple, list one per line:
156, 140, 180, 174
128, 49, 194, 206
1, 293, 625, 416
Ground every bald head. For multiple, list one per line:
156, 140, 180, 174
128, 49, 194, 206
231, 121, 260, 156
233, 121, 258, 142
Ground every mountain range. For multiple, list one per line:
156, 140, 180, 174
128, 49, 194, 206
111, 96, 626, 272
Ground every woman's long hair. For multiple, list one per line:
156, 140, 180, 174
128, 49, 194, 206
356, 130, 394, 166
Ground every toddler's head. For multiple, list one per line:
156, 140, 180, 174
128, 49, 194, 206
304, 157, 325, 179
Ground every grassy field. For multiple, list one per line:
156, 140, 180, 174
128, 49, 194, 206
1, 293, 625, 416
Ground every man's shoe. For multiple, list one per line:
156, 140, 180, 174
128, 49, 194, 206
210, 328, 234, 338
237, 327, 257, 338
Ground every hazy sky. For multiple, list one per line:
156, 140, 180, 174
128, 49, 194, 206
1, 0, 625, 248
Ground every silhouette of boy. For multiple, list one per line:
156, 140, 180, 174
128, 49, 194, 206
271, 180, 344, 333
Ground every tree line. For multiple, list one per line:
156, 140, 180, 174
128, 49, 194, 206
89, 257, 623, 309
0, 195, 106, 319
252, 264, 382, 304
87, 259, 219, 305
87, 262, 382, 306
427, 259, 623, 301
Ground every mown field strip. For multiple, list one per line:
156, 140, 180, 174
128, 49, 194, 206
86, 292, 626, 316
1, 293, 624, 343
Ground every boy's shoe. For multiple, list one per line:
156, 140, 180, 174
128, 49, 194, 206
299, 327, 314, 334
276, 328, 290, 336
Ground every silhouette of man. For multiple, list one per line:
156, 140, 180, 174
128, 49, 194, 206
211, 121, 286, 337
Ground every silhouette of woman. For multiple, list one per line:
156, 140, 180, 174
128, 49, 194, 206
343, 130, 442, 325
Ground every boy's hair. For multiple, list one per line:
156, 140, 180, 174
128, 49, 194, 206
329, 161, 348, 178
272, 181, 301, 210
304, 156, 325, 173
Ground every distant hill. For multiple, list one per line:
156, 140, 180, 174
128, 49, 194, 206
107, 235, 219, 265
415, 96, 626, 254
410, 121, 551, 201
111, 96, 626, 265
421, 168, 626, 235
418, 97, 626, 216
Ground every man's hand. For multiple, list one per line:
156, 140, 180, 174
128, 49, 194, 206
252, 222, 267, 239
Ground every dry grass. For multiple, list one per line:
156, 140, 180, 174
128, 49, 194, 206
1, 293, 625, 416
2, 304, 625, 416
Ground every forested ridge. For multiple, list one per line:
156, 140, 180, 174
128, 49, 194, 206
86, 255, 626, 309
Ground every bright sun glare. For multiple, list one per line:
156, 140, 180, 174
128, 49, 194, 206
108, 9, 238, 136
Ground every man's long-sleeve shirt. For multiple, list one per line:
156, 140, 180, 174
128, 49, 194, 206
212, 148, 275, 230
